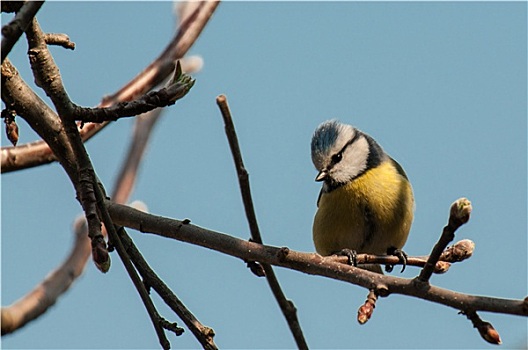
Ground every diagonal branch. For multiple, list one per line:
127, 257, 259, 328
1, 216, 91, 335
117, 226, 217, 350
1, 1, 44, 64
416, 198, 472, 283
216, 95, 308, 349
102, 0, 219, 106
25, 16, 110, 271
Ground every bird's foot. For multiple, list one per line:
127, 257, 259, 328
385, 247, 407, 273
334, 249, 358, 267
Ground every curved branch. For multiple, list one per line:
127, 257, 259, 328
106, 200, 528, 319
73, 69, 195, 123
102, 0, 219, 106
0, 1, 219, 173
1, 216, 91, 335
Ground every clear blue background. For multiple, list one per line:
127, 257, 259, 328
1, 2, 526, 349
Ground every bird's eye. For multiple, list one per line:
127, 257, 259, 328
331, 152, 342, 164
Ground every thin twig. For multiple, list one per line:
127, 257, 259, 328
106, 200, 528, 318
44, 33, 75, 49
416, 198, 472, 283
95, 188, 171, 349
330, 239, 475, 274
216, 95, 308, 349
112, 110, 162, 202
1, 1, 44, 63
331, 254, 452, 274
72, 70, 195, 123
117, 227, 218, 350
463, 310, 502, 345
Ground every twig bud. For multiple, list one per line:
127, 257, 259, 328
434, 261, 451, 274
2, 109, 19, 146
441, 239, 475, 262
357, 290, 377, 324
246, 260, 266, 277
92, 236, 111, 273
476, 321, 502, 345
463, 310, 502, 345
450, 198, 472, 225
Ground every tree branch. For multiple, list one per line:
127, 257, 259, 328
1, 216, 91, 335
106, 200, 528, 319
1, 0, 44, 64
102, 0, 219, 106
1, 1, 218, 173
417, 198, 472, 283
72, 68, 194, 124
216, 94, 308, 349
117, 226, 217, 350
1, 58, 77, 180
25, 16, 110, 271
43, 33, 75, 49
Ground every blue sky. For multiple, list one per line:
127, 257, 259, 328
1, 2, 526, 349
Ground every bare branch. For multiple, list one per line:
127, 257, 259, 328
43, 33, 75, 50
73, 69, 195, 124
24, 16, 176, 347
1, 5, 212, 344
1, 58, 77, 180
106, 200, 528, 319
103, 221, 171, 349
216, 94, 308, 349
25, 17, 110, 271
417, 198, 472, 283
463, 310, 503, 345
1, 1, 44, 63
1, 2, 218, 173
117, 226, 218, 350
1, 216, 91, 335
101, 0, 219, 106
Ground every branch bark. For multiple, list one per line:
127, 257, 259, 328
1, 1, 45, 63
106, 200, 528, 318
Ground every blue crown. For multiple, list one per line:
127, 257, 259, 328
311, 120, 341, 156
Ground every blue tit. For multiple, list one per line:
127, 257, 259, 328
311, 120, 414, 273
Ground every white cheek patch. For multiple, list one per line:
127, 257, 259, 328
330, 136, 369, 183
312, 124, 356, 172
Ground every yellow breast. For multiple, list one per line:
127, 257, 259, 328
313, 160, 414, 256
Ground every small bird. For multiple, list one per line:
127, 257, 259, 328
311, 120, 414, 273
